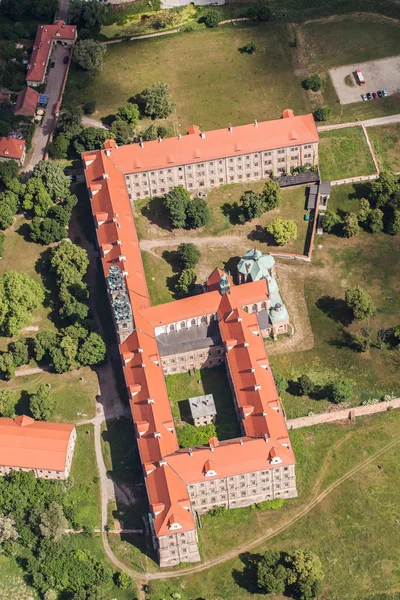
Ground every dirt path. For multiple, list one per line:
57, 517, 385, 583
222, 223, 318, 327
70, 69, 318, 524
98, 434, 400, 584
82, 116, 109, 130
139, 235, 244, 255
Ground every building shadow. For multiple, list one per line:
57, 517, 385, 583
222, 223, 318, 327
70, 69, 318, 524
141, 196, 172, 231
199, 365, 241, 440
224, 255, 241, 281
316, 295, 353, 326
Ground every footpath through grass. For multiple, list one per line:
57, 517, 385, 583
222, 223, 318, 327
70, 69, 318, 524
318, 126, 377, 181
368, 123, 400, 172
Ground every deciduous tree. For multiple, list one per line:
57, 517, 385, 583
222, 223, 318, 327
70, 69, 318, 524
176, 269, 196, 295
110, 119, 133, 145
370, 170, 399, 208
39, 503, 67, 542
50, 241, 89, 287
0, 390, 15, 417
0, 270, 44, 336
302, 74, 322, 91
322, 210, 340, 232
139, 82, 175, 119
298, 374, 314, 396
33, 160, 71, 202
239, 190, 264, 221
342, 213, 359, 238
177, 243, 200, 269
0, 513, 19, 544
29, 384, 55, 421
330, 378, 353, 403
73, 126, 109, 153
73, 38, 106, 71
69, 0, 106, 34
313, 106, 332, 122
267, 217, 297, 246
367, 207, 384, 233
345, 285, 375, 321
77, 332, 106, 366
29, 217, 66, 245
8, 338, 28, 367
115, 103, 139, 126
262, 179, 281, 211
165, 185, 190, 228
186, 197, 210, 229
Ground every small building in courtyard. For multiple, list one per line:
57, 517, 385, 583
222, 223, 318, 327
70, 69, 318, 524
189, 394, 216, 427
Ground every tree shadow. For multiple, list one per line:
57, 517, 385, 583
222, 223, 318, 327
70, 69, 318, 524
287, 379, 300, 396
347, 182, 372, 201
101, 114, 115, 128
15, 389, 31, 416
16, 221, 31, 242
247, 225, 278, 246
221, 201, 242, 225
141, 196, 172, 231
316, 295, 353, 326
224, 255, 240, 281
166, 273, 180, 297
232, 552, 264, 594
162, 249, 181, 273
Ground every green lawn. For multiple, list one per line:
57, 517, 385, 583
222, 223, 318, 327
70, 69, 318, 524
318, 126, 377, 181
146, 410, 400, 599
368, 123, 400, 172
166, 366, 241, 440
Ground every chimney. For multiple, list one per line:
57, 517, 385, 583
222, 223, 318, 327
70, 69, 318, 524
178, 134, 182, 140
139, 137, 144, 149
239, 438, 243, 446
254, 384, 261, 391
188, 448, 193, 457
158, 137, 162, 143
137, 347, 144, 353
228, 124, 233, 132
147, 398, 154, 404
254, 119, 258, 127
264, 434, 269, 443
200, 132, 206, 139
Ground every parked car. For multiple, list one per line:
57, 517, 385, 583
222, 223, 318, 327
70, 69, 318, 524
366, 92, 372, 100
377, 90, 383, 98
372, 92, 378, 99
361, 94, 367, 101
63, 55, 69, 64
50, 62, 55, 68
383, 89, 388, 97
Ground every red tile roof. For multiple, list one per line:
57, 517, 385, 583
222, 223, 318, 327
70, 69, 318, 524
0, 416, 74, 472
83, 113, 300, 539
0, 137, 25, 160
27, 20, 77, 84
91, 111, 318, 176
14, 86, 40, 116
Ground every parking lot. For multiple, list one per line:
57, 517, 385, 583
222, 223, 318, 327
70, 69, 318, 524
329, 55, 400, 104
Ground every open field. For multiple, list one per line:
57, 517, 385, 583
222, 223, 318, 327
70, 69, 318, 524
368, 122, 400, 171
318, 126, 376, 180
66, 13, 400, 131
146, 410, 400, 599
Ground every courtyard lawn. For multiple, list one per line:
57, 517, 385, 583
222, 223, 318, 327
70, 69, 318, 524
318, 126, 377, 181
166, 366, 241, 440
146, 410, 400, 599
368, 123, 400, 172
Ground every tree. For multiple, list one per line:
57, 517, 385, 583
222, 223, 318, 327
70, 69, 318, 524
298, 374, 314, 396
48, 134, 69, 160
56, 105, 83, 140
377, 327, 391, 351
176, 423, 216, 447
58, 283, 89, 322
345, 286, 375, 321
239, 42, 257, 54
110, 120, 133, 145
115, 103, 139, 126
0, 514, 19, 544
239, 190, 265, 221
273, 372, 287, 396
176, 269, 196, 295
0, 161, 18, 185
342, 213, 359, 238
0, 201, 16, 229
30, 384, 55, 421
367, 208, 384, 233
267, 217, 297, 246
351, 328, 371, 352
302, 74, 322, 91
39, 503, 67, 542
322, 210, 340, 233
34, 331, 58, 362
73, 126, 109, 153
387, 209, 400, 235
8, 338, 28, 367
73, 39, 106, 71
33, 160, 71, 202
138, 124, 168, 142
50, 241, 89, 287
177, 243, 200, 269
51, 203, 73, 227
370, 170, 399, 208
0, 352, 15, 380
256, 3, 272, 21
165, 186, 190, 229
262, 179, 281, 211
0, 232, 4, 259
83, 101, 96, 115
115, 571, 131, 590
202, 10, 220, 28
31, 0, 58, 20
77, 332, 106, 366
22, 178, 53, 217
186, 197, 210, 229
313, 106, 332, 122
0, 390, 15, 417
358, 198, 371, 224
139, 82, 175, 119
49, 347, 70, 374
29, 217, 66, 245
69, 0, 106, 34
330, 378, 353, 404
258, 560, 287, 594
285, 550, 324, 598
0, 270, 44, 337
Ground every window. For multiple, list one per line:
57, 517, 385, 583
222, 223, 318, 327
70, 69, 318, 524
252, 304, 258, 313
241, 491, 246, 497
169, 324, 175, 331
180, 321, 186, 329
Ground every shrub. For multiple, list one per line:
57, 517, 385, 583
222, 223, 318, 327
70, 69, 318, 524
273, 372, 287, 396
313, 106, 332, 122
302, 74, 322, 91
345, 286, 375, 321
176, 422, 216, 447
83, 101, 96, 114
298, 374, 314, 396
115, 571, 131, 590
8, 338, 29, 367
255, 498, 284, 510
239, 42, 257, 54
330, 378, 353, 404
202, 10, 220, 28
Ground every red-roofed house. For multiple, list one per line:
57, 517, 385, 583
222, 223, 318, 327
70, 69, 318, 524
0, 416, 76, 479
0, 137, 26, 166
27, 20, 77, 86
82, 110, 305, 568
14, 86, 40, 117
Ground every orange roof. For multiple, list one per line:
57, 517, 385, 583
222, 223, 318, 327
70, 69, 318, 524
27, 20, 77, 84
14, 87, 40, 116
0, 137, 25, 160
90, 111, 318, 176
0, 416, 74, 472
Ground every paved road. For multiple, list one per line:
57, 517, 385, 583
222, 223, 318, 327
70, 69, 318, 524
23, 44, 70, 172
317, 112, 400, 131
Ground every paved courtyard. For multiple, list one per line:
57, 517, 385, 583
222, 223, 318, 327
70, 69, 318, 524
329, 55, 400, 104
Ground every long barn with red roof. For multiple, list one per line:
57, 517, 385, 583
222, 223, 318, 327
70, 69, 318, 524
82, 112, 308, 567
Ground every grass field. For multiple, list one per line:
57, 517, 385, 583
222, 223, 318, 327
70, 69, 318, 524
166, 366, 241, 440
270, 183, 400, 419
368, 123, 400, 172
146, 409, 400, 599
318, 126, 377, 180
66, 13, 400, 133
